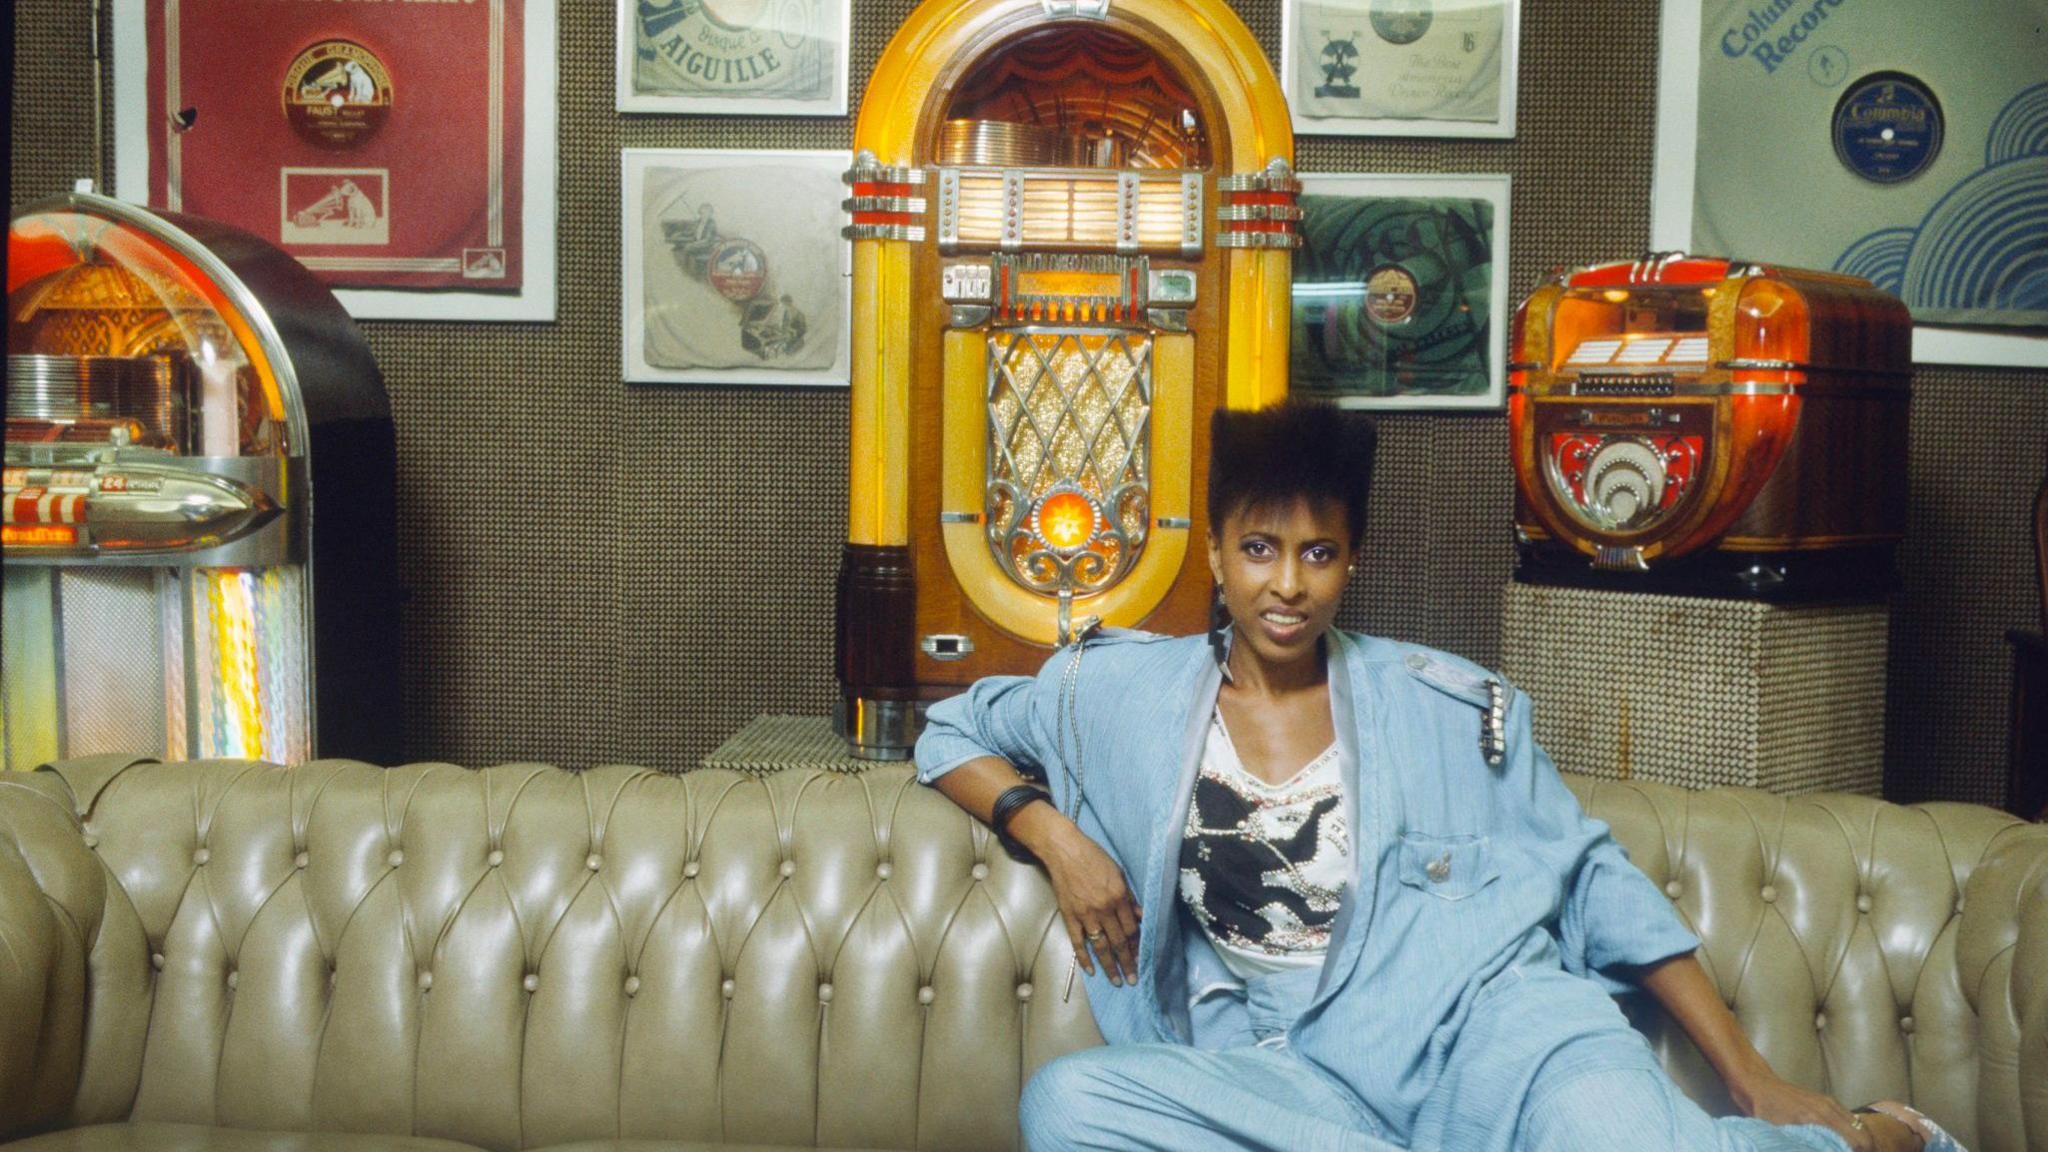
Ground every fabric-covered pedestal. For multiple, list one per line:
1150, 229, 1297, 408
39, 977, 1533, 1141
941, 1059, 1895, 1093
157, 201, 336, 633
1500, 583, 1889, 795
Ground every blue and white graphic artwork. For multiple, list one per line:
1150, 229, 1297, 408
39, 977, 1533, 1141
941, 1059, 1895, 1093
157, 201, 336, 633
1835, 82, 2048, 328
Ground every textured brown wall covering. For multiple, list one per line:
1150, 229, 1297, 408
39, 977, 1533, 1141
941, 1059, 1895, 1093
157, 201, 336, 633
11, 0, 2046, 804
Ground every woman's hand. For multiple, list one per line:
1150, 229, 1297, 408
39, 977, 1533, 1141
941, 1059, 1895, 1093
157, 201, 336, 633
1730, 1069, 1875, 1152
1013, 802, 1143, 986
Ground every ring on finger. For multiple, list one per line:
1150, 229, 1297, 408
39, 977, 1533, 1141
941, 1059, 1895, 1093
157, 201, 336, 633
1086, 930, 1108, 944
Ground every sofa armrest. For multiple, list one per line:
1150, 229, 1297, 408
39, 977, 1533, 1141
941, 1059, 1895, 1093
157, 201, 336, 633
0, 813, 83, 1142
1956, 820, 2048, 1152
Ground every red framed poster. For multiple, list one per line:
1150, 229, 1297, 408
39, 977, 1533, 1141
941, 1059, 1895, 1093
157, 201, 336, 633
116, 0, 557, 320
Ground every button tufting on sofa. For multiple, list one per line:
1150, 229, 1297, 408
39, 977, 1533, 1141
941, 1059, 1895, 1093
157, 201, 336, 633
1857, 894, 1872, 913
417, 972, 432, 991
294, 852, 309, 869
387, 849, 404, 867
1664, 880, 1682, 898
192, 848, 209, 866
3, 758, 2039, 1152
587, 854, 603, 871
1759, 885, 1777, 903
779, 860, 795, 878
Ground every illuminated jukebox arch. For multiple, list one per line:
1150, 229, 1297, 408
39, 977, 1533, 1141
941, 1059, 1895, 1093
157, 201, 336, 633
835, 0, 1300, 757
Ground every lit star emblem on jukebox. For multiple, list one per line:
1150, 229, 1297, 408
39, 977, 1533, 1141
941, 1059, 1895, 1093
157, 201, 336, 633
282, 41, 393, 150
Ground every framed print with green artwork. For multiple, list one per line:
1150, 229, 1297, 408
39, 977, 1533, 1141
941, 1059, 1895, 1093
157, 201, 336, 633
1290, 174, 1511, 409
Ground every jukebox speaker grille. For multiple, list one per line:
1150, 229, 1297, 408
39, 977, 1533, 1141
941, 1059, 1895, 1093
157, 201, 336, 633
57, 567, 170, 757
987, 328, 1151, 594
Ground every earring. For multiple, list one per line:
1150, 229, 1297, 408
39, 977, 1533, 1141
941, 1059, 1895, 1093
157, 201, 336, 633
1208, 585, 1231, 671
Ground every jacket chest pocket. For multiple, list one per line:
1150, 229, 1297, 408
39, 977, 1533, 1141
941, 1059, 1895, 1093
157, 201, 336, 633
1397, 831, 1498, 902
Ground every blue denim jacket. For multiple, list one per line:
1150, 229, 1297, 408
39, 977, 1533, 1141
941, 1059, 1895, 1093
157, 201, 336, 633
915, 629, 1700, 1142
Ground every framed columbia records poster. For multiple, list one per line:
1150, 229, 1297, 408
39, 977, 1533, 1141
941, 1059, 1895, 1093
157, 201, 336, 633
1289, 174, 1511, 409
622, 150, 850, 386
1652, 0, 2048, 367
112, 0, 559, 321
617, 0, 850, 115
1282, 0, 1522, 138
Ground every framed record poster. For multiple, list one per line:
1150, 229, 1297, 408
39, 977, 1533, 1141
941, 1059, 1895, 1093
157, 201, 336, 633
1652, 0, 2048, 367
112, 0, 558, 322
1289, 173, 1511, 410
617, 0, 850, 115
1281, 0, 1522, 138
622, 149, 850, 386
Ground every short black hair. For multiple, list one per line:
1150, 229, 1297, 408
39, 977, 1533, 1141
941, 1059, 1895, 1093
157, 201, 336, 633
1207, 402, 1377, 544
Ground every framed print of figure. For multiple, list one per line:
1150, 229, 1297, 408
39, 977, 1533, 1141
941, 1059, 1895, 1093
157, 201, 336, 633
622, 149, 851, 386
1282, 0, 1522, 138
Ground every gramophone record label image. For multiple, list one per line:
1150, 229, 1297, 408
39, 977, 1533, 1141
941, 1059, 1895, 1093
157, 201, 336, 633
1293, 0, 1508, 122
1291, 192, 1496, 400
1831, 71, 1945, 183
1692, 0, 2047, 328
282, 40, 392, 149
640, 163, 843, 371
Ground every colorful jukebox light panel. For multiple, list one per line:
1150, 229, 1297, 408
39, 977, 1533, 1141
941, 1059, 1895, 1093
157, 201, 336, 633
834, 0, 1300, 757
4, 192, 398, 768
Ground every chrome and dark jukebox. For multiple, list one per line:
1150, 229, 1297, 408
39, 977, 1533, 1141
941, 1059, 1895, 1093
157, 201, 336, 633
834, 0, 1302, 757
1508, 254, 1912, 598
3, 192, 400, 768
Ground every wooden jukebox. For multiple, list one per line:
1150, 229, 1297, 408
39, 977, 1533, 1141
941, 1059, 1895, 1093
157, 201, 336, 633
834, 0, 1300, 757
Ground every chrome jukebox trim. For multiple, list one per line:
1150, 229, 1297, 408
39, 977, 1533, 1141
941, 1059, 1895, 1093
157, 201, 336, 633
1217, 203, 1305, 222
937, 168, 962, 251
1181, 173, 1205, 256
1117, 172, 1141, 254
938, 511, 981, 524
1218, 157, 1302, 195
843, 223, 927, 242
1042, 0, 1111, 16
843, 152, 927, 187
835, 696, 922, 761
920, 634, 976, 661
1216, 231, 1302, 250
842, 195, 928, 215
1000, 171, 1027, 251
1155, 516, 1192, 529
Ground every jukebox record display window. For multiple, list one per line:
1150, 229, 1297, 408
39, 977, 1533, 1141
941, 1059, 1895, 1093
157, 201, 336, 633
111, 0, 559, 321
616, 0, 851, 115
1281, 0, 1523, 138
1291, 173, 1510, 409
621, 149, 851, 386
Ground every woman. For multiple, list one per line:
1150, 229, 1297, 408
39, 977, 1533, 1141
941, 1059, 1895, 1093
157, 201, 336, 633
914, 404, 1961, 1152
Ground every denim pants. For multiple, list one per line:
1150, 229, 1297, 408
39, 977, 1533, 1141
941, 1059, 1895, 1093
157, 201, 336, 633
1019, 972, 1855, 1152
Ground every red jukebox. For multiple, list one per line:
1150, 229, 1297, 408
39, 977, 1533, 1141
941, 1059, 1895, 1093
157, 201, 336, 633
834, 0, 1301, 757
1508, 254, 1912, 598
4, 192, 400, 769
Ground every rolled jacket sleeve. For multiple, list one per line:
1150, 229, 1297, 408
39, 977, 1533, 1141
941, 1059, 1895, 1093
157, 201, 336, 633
1502, 686, 1699, 994
913, 649, 1070, 788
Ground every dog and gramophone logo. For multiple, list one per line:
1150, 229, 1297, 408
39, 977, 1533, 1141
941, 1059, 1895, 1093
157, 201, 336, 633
282, 40, 392, 149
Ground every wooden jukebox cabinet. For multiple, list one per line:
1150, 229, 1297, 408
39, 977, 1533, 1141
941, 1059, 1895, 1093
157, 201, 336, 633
834, 0, 1300, 757
1508, 255, 1911, 599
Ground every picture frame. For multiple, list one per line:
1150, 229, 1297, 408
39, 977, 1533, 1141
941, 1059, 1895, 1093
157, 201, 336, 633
1289, 173, 1512, 410
1651, 0, 2048, 367
621, 149, 851, 386
616, 0, 850, 116
112, 0, 559, 322
1280, 0, 1521, 139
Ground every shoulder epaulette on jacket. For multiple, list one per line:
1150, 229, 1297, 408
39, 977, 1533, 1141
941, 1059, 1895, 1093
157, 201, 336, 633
1395, 648, 1509, 767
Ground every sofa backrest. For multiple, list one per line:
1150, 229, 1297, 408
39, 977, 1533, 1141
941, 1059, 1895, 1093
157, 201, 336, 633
2, 758, 2043, 1152
1565, 776, 2048, 1152
0, 758, 1101, 1152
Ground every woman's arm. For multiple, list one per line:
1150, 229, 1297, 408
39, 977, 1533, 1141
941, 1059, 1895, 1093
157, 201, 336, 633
1637, 953, 1873, 1151
932, 755, 1143, 986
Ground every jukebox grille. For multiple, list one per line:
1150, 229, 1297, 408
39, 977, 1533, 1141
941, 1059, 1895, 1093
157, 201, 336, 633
986, 329, 1151, 594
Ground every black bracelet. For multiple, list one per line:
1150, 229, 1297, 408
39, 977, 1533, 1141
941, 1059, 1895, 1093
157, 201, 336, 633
989, 784, 1052, 863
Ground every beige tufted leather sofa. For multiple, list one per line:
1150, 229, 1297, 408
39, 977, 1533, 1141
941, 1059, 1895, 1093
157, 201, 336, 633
1, 756, 2043, 1152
